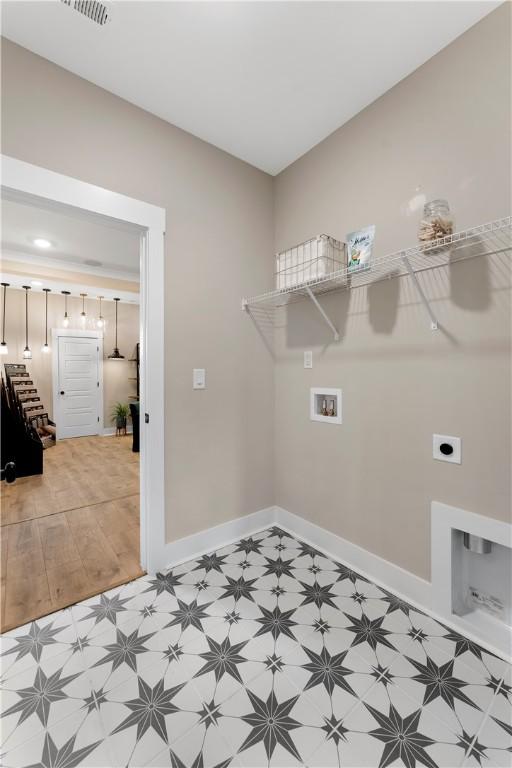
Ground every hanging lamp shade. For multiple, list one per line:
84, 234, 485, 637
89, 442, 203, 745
96, 296, 105, 329
22, 285, 32, 359
80, 293, 87, 327
0, 282, 9, 355
108, 297, 124, 359
62, 290, 71, 328
42, 288, 51, 353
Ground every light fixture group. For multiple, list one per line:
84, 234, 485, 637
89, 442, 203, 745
0, 287, 127, 360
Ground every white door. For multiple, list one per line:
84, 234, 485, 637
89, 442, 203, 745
57, 336, 100, 438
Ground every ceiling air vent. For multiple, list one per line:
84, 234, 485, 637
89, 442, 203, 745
61, 0, 109, 26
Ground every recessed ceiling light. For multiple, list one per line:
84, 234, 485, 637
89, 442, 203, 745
31, 280, 43, 287
33, 238, 52, 249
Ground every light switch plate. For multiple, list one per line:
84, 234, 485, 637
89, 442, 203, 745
193, 368, 206, 389
304, 351, 313, 369
433, 434, 461, 464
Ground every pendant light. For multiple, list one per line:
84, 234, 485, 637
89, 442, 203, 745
0, 283, 9, 355
80, 293, 87, 327
22, 285, 32, 359
108, 297, 124, 359
96, 296, 105, 329
41, 288, 51, 353
62, 290, 71, 328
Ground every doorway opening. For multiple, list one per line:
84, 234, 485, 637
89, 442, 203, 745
0, 156, 166, 632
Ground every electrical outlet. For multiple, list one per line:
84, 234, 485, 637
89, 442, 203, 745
304, 351, 313, 369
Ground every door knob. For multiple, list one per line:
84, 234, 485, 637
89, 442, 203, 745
60, 390, 65, 395
1, 461, 16, 484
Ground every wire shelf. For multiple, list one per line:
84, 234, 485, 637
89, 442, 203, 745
242, 217, 511, 310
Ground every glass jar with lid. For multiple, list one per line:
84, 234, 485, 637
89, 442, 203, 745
418, 199, 454, 244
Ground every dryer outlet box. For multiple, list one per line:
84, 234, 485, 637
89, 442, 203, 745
433, 434, 461, 464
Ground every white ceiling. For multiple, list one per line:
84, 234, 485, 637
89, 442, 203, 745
1, 1, 499, 175
1, 197, 140, 281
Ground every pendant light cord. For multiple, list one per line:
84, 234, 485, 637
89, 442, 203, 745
1, 284, 6, 344
25, 289, 28, 348
115, 299, 118, 348
45, 290, 49, 345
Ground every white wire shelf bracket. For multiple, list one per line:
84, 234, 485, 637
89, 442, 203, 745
241, 216, 511, 338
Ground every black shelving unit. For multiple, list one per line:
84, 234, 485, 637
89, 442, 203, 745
129, 342, 140, 400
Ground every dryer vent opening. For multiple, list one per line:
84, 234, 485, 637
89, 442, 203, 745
61, 0, 109, 26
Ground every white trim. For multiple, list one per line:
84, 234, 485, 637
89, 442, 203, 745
2, 248, 139, 284
138, 226, 166, 574
431, 501, 512, 659
276, 506, 510, 660
163, 507, 276, 571
1, 156, 165, 230
159, 504, 511, 661
51, 328, 104, 438
103, 426, 133, 437
275, 507, 431, 607
1, 273, 139, 305
2, 154, 166, 575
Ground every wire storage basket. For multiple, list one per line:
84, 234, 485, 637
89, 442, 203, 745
275, 234, 347, 291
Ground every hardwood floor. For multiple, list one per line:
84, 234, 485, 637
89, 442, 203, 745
0, 435, 142, 632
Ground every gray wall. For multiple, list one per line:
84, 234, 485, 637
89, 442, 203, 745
273, 4, 511, 580
1, 38, 275, 543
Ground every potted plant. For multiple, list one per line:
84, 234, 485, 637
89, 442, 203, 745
111, 402, 130, 432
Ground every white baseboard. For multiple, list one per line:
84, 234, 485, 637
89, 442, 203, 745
163, 506, 276, 572
103, 426, 133, 436
275, 507, 432, 607
275, 507, 510, 662
161, 503, 510, 661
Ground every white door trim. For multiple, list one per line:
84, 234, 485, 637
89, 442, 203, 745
51, 328, 104, 439
2, 154, 166, 574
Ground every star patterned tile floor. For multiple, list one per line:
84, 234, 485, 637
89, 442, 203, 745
1, 526, 510, 767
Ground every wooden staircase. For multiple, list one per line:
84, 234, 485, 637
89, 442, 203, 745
1, 363, 57, 479
5, 363, 56, 449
